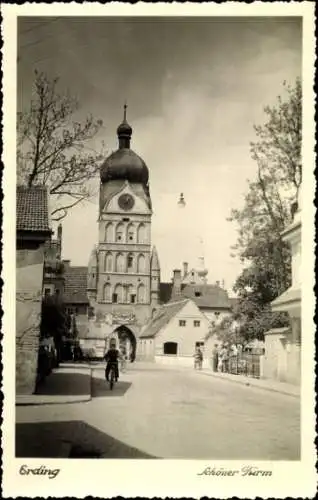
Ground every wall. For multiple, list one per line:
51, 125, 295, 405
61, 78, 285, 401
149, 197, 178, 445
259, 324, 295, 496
154, 300, 210, 358
16, 246, 45, 394
263, 330, 290, 382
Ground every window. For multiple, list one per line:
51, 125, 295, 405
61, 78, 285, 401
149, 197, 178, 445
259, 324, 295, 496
105, 252, 112, 272
195, 291, 201, 297
128, 232, 134, 241
104, 283, 111, 302
127, 253, 134, 270
164, 342, 178, 355
137, 283, 146, 303
137, 254, 146, 273
44, 288, 51, 297
137, 223, 146, 243
195, 341, 204, 348
130, 294, 136, 304
115, 253, 125, 272
114, 284, 123, 303
105, 223, 113, 242
112, 293, 118, 303
179, 320, 186, 327
194, 320, 201, 327
116, 222, 125, 243
215, 312, 220, 317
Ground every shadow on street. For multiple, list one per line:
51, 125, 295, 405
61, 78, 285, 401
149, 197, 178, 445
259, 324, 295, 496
35, 372, 90, 396
91, 376, 132, 398
16, 421, 157, 458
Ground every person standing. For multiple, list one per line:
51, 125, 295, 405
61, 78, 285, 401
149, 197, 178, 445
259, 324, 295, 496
194, 346, 203, 370
212, 344, 218, 372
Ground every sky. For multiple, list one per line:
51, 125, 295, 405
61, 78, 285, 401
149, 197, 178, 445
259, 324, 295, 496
17, 16, 302, 293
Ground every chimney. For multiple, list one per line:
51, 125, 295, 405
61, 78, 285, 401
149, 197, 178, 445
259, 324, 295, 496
57, 224, 62, 259
172, 269, 182, 298
183, 261, 188, 278
62, 259, 71, 270
57, 223, 62, 241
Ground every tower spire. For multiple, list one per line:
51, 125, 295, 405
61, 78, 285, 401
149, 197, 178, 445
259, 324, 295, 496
117, 102, 132, 149
123, 101, 127, 122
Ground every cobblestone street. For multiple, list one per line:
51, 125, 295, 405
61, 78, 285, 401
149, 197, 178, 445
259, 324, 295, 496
16, 362, 300, 460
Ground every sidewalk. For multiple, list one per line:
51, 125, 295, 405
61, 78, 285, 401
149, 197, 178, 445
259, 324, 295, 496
198, 369, 300, 398
16, 362, 92, 406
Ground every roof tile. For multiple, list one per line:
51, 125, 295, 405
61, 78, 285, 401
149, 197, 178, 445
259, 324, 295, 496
63, 266, 89, 304
17, 185, 51, 232
140, 299, 188, 338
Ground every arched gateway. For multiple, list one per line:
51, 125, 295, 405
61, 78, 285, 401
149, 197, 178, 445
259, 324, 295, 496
106, 325, 137, 362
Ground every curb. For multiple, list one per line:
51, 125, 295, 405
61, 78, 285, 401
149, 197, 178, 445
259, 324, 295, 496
198, 371, 300, 398
16, 367, 93, 406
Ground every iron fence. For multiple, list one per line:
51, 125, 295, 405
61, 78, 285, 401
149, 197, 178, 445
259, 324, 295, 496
223, 353, 261, 379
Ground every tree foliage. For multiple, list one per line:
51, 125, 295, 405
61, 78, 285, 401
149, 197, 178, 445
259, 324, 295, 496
17, 70, 105, 220
230, 79, 301, 341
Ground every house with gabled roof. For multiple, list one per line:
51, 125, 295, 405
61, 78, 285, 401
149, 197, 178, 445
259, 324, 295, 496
159, 269, 233, 327
138, 298, 210, 366
62, 263, 90, 342
16, 185, 52, 394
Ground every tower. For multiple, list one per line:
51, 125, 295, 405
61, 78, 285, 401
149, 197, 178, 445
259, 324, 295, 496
92, 105, 154, 328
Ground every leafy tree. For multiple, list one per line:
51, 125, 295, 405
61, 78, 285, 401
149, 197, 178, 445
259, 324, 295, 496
230, 79, 301, 341
17, 70, 105, 220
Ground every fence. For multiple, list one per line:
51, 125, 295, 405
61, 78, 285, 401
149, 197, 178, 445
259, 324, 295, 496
224, 353, 261, 379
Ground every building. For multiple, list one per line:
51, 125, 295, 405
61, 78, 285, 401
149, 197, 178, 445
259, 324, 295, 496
16, 186, 52, 394
62, 262, 90, 352
86, 108, 160, 358
264, 188, 302, 385
43, 223, 64, 298
160, 269, 232, 326
139, 298, 210, 366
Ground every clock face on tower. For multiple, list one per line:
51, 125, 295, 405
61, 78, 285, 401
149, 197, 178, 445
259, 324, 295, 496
118, 193, 135, 211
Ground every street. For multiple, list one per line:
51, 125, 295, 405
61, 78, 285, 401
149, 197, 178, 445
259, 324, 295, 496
16, 362, 300, 460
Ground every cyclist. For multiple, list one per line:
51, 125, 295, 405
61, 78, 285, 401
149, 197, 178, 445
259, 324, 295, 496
104, 340, 120, 382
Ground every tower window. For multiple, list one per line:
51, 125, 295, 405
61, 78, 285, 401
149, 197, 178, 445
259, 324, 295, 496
130, 294, 136, 304
127, 254, 134, 269
179, 320, 186, 327
112, 293, 118, 303
194, 320, 201, 327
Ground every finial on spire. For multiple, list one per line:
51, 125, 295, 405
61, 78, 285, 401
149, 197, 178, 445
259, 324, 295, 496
123, 101, 127, 122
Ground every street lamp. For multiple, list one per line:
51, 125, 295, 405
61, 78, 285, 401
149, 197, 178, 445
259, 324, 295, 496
177, 192, 186, 208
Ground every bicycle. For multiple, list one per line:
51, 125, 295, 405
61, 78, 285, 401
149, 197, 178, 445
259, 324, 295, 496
108, 363, 117, 391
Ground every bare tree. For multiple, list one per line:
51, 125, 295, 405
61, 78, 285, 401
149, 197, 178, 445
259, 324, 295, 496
17, 70, 106, 220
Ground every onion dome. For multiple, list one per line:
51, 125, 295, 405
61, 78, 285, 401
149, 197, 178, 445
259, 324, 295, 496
100, 104, 149, 185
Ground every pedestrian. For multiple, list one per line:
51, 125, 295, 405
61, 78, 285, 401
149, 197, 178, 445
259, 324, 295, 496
194, 346, 203, 370
212, 344, 218, 372
119, 345, 127, 373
